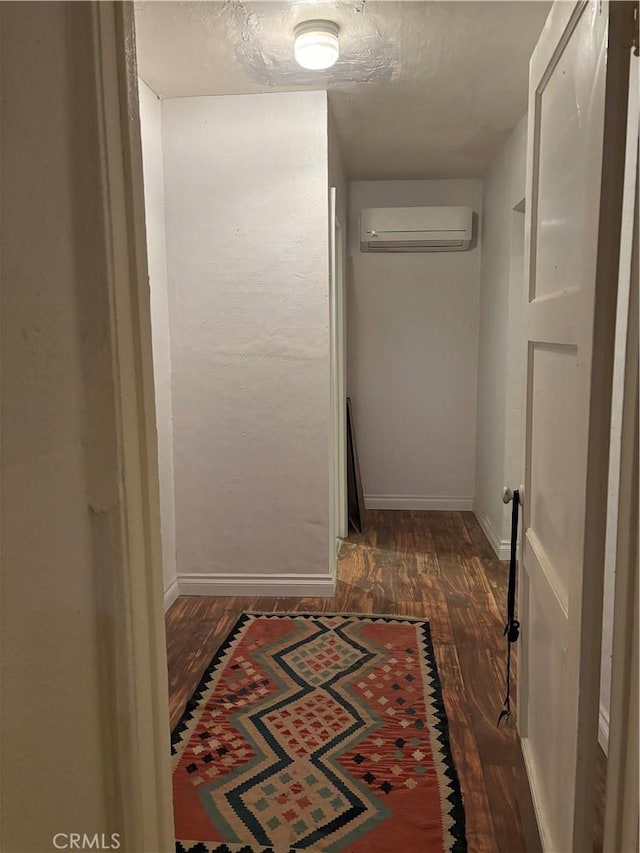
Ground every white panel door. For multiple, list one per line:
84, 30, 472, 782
519, 2, 634, 851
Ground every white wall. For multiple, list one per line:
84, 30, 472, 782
138, 78, 178, 607
347, 180, 482, 510
474, 115, 527, 558
2, 3, 129, 847
162, 91, 333, 595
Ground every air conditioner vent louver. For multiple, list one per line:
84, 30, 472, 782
360, 206, 473, 253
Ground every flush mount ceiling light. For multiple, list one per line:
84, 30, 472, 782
294, 20, 340, 71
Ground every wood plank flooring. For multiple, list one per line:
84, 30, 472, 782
165, 509, 605, 853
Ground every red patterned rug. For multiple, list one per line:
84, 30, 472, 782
172, 613, 466, 853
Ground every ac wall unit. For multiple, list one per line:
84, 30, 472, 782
360, 206, 473, 252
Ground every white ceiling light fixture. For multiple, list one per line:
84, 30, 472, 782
294, 20, 340, 71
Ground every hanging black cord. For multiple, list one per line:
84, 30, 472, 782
498, 489, 520, 726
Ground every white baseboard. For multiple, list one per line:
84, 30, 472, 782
474, 510, 511, 560
177, 572, 337, 598
163, 577, 179, 611
364, 495, 474, 511
521, 736, 552, 853
598, 702, 610, 754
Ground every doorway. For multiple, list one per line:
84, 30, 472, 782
130, 2, 636, 851
4, 2, 638, 852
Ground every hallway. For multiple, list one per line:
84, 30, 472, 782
166, 511, 541, 853
3, 3, 636, 849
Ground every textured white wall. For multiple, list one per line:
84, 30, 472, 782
162, 91, 332, 588
138, 78, 177, 603
1, 3, 125, 847
347, 180, 482, 509
474, 116, 527, 557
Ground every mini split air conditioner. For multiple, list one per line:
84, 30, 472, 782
360, 206, 473, 252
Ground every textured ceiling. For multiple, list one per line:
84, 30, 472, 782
134, 1, 550, 180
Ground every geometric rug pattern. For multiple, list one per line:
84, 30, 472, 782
172, 613, 467, 853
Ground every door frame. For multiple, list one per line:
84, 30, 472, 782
336, 209, 348, 539
96, 3, 174, 850
330, 187, 348, 550
603, 41, 639, 852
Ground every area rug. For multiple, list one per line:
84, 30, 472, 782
172, 613, 466, 853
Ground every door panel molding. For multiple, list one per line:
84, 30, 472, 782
524, 530, 570, 624
527, 291, 580, 344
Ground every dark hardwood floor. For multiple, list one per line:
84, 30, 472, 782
165, 509, 605, 853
